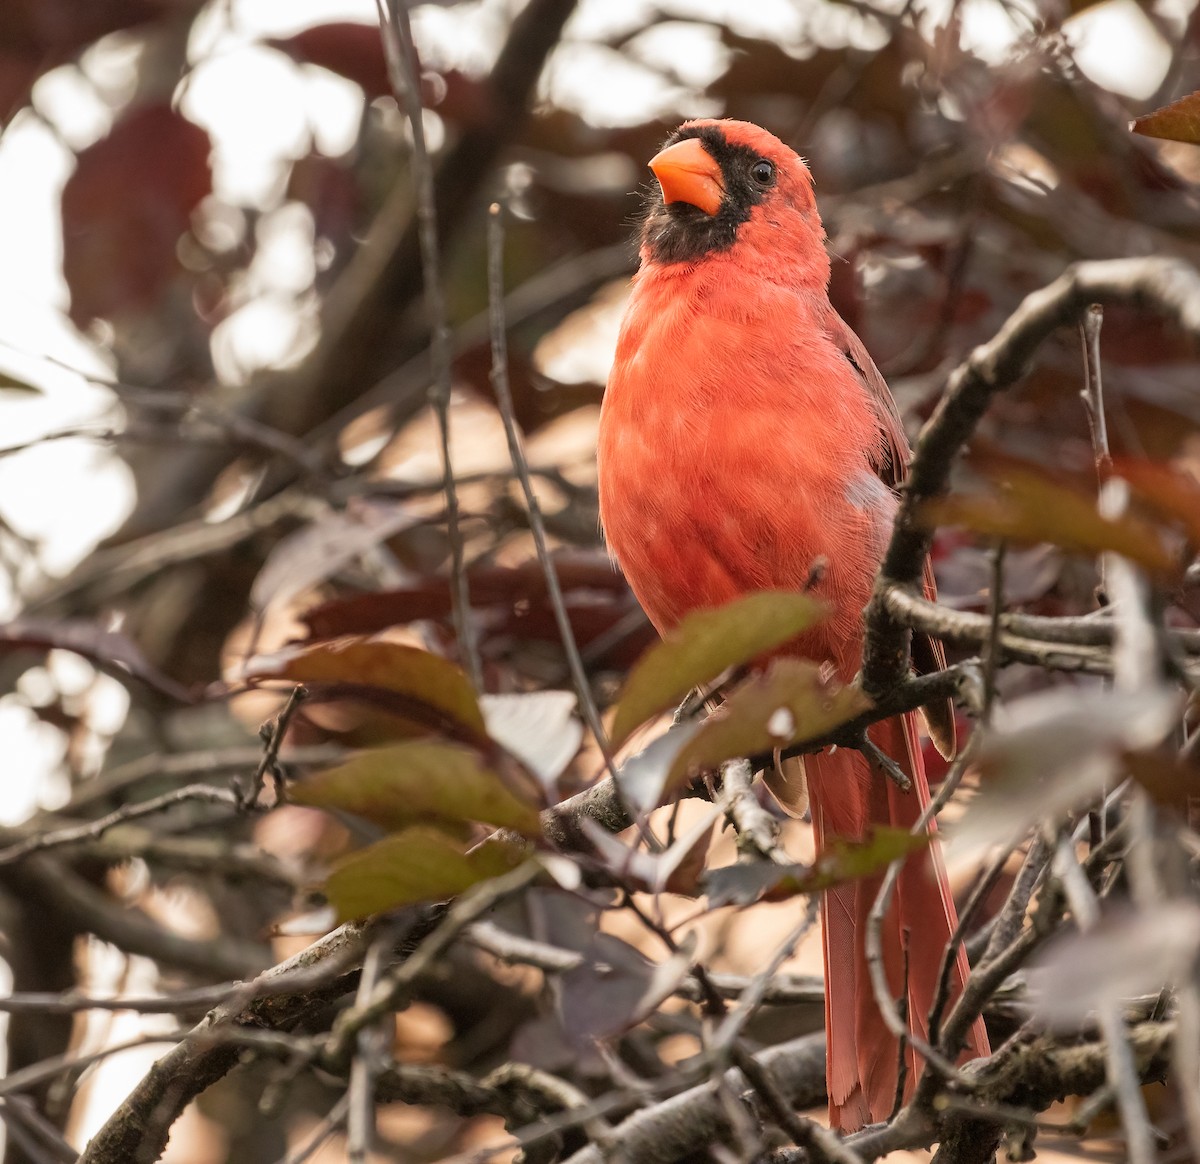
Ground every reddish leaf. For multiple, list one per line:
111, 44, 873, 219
266, 23, 391, 100
298, 554, 655, 669
0, 0, 166, 121
62, 103, 211, 325
0, 619, 191, 702
1113, 457, 1200, 547
287, 152, 361, 250
1123, 748, 1200, 827
1132, 90, 1200, 145
243, 637, 487, 745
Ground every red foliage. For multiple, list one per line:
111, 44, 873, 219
61, 102, 211, 326
0, 0, 166, 122
266, 23, 392, 102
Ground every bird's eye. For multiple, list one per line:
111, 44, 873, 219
750, 159, 775, 186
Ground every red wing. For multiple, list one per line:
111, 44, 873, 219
825, 308, 956, 759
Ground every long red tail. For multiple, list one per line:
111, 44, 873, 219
806, 713, 990, 1131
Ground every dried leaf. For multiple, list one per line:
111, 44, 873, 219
922, 468, 1178, 578
1114, 457, 1200, 547
251, 501, 421, 611
704, 827, 928, 907
614, 721, 702, 814
949, 685, 1182, 860
265, 22, 391, 100
667, 660, 870, 789
0, 618, 191, 702
325, 827, 527, 920
610, 591, 825, 748
579, 803, 720, 895
1123, 748, 1200, 826
291, 740, 543, 838
1132, 90, 1200, 145
559, 930, 696, 1044
244, 637, 486, 744
481, 691, 583, 791
1028, 902, 1200, 1029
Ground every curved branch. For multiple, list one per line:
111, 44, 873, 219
863, 256, 1200, 697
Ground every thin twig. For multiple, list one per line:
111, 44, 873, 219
926, 841, 1014, 1046
1079, 303, 1112, 483
864, 256, 1200, 697
1052, 835, 1158, 1164
279, 1093, 351, 1164
239, 683, 307, 808
720, 758, 790, 863
864, 737, 981, 1086
0, 784, 243, 866
980, 540, 1006, 723
347, 929, 394, 1164
375, 0, 481, 690
485, 202, 620, 791
322, 863, 540, 1068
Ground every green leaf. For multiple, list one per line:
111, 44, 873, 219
610, 591, 826, 748
291, 740, 544, 837
0, 369, 43, 395
666, 659, 870, 790
325, 827, 528, 920
244, 637, 487, 744
1132, 90, 1200, 145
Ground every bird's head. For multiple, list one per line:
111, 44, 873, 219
638, 119, 829, 285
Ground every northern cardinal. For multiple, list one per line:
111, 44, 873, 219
596, 120, 989, 1130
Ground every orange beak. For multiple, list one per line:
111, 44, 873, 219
649, 138, 724, 216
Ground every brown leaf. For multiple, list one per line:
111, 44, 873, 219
244, 637, 486, 744
1123, 748, 1200, 827
1132, 90, 1200, 145
251, 501, 421, 612
265, 23, 391, 100
922, 465, 1179, 577
609, 591, 826, 749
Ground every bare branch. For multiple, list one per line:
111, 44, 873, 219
864, 256, 1200, 697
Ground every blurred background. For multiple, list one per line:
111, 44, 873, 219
1, 0, 1199, 1160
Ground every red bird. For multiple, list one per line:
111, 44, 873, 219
597, 120, 989, 1130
